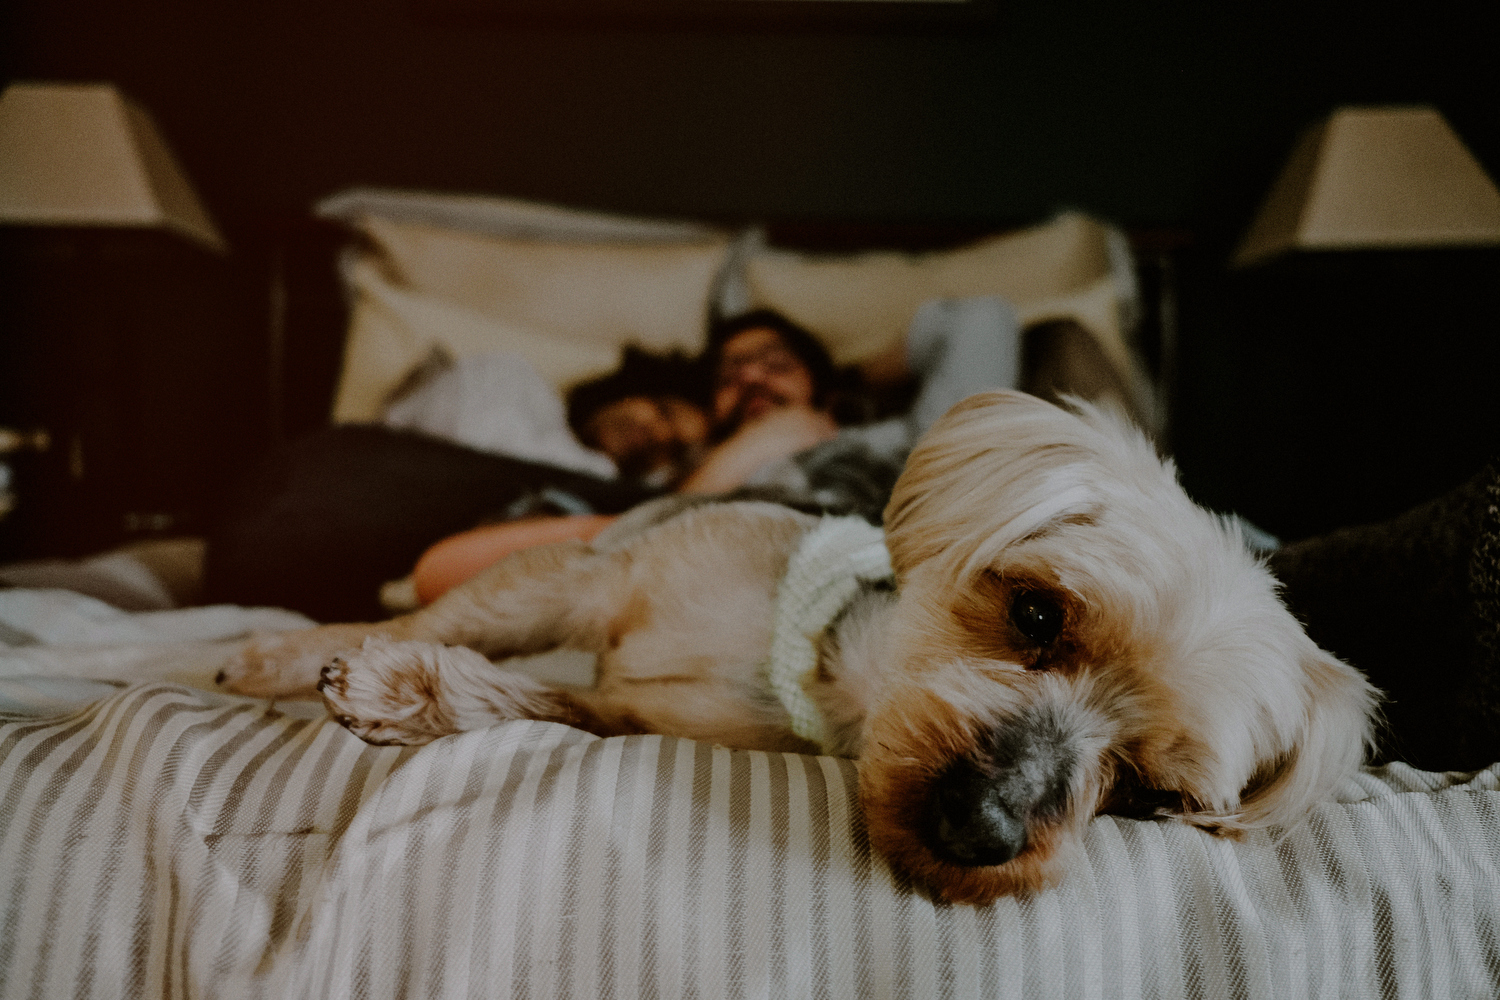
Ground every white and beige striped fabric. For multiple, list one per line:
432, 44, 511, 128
3, 680, 1500, 1000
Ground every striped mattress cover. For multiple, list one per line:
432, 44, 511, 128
3, 592, 1500, 999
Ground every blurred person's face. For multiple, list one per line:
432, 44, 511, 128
711, 327, 817, 434
584, 395, 709, 487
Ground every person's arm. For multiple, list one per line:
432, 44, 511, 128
902, 297, 1023, 435
412, 514, 619, 605
677, 406, 839, 494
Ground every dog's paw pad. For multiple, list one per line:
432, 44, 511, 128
317, 657, 349, 695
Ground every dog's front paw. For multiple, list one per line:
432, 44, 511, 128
317, 638, 460, 746
218, 623, 382, 699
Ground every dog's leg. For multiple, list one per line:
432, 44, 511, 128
317, 638, 826, 751
220, 539, 623, 699
218, 621, 391, 699
397, 538, 624, 656
314, 633, 816, 749
315, 637, 617, 745
319, 502, 822, 751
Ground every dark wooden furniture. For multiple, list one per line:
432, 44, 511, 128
0, 228, 262, 559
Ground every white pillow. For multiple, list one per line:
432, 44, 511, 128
738, 211, 1120, 364
321, 191, 738, 426
381, 350, 617, 479
331, 256, 626, 422
358, 215, 731, 355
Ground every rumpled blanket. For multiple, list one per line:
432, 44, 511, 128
3, 588, 1500, 999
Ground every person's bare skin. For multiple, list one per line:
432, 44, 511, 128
677, 406, 837, 493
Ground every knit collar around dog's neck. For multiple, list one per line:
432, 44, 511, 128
765, 515, 893, 752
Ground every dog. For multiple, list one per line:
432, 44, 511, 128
219, 390, 1379, 905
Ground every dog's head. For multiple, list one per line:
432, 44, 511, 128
861, 390, 1378, 904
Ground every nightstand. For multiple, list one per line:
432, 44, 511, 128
0, 228, 262, 560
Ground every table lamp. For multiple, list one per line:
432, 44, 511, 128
1233, 105, 1500, 268
0, 81, 244, 558
0, 81, 226, 252
1184, 104, 1500, 544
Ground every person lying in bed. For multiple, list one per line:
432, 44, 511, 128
409, 310, 858, 603
555, 345, 713, 491
562, 312, 851, 494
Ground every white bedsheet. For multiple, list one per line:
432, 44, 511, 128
3, 588, 1499, 999
0, 588, 316, 717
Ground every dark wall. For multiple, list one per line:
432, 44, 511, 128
4, 2, 1495, 239
3, 1, 1498, 548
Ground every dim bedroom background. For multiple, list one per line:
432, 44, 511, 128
4, 2, 1500, 997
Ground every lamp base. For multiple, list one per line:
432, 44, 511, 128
1175, 247, 1500, 543
0, 227, 261, 562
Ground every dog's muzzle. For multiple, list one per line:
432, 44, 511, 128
927, 710, 1077, 867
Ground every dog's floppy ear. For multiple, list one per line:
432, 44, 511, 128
1232, 645, 1380, 831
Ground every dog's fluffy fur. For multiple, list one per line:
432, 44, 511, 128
220, 390, 1379, 905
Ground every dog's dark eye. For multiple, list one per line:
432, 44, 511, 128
1010, 591, 1064, 647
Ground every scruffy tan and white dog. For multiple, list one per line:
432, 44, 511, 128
220, 390, 1379, 905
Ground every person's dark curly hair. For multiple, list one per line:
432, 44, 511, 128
565, 346, 708, 446
704, 309, 839, 407
707, 309, 877, 428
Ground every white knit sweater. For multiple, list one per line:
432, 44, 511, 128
764, 516, 893, 749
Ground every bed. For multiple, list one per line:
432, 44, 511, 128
3, 192, 1500, 999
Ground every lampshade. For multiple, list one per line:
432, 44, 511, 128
1232, 105, 1500, 268
0, 81, 226, 252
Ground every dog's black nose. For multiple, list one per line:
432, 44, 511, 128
926, 711, 1077, 868
930, 758, 1028, 866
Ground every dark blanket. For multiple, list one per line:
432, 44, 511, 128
1270, 459, 1500, 771
205, 425, 658, 622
